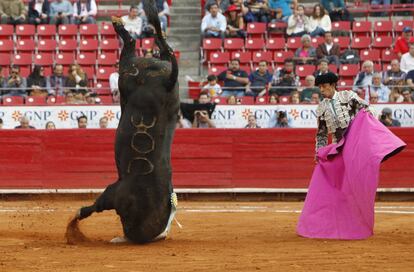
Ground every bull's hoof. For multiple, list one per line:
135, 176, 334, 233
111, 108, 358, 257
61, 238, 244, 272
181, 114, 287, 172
111, 16, 124, 25
110, 236, 129, 243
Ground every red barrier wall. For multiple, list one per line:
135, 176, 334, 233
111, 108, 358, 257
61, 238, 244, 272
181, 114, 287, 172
0, 129, 413, 189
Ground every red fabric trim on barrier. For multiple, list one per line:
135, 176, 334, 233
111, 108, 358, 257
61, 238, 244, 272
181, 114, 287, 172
0, 129, 412, 189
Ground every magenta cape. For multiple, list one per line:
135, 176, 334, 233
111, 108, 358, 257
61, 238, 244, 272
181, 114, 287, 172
297, 110, 406, 240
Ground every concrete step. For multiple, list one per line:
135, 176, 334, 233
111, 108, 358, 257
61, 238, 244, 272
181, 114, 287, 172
172, 0, 202, 7
170, 7, 201, 14
169, 27, 200, 36
170, 14, 201, 24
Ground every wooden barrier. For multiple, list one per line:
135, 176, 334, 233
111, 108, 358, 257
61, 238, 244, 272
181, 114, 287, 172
0, 128, 412, 189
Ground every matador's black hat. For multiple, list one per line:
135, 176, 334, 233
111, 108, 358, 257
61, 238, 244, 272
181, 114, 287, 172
315, 72, 339, 86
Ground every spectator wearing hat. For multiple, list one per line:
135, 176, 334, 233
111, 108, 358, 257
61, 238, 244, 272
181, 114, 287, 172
383, 59, 406, 87
379, 108, 400, 127
316, 31, 340, 67
400, 43, 414, 73
225, 5, 246, 38
394, 26, 413, 58
369, 72, 390, 103
201, 3, 227, 39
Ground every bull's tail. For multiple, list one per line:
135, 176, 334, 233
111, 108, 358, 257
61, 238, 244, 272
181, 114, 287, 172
143, 0, 178, 92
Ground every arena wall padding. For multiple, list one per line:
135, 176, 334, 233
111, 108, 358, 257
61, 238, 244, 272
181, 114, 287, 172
0, 129, 413, 189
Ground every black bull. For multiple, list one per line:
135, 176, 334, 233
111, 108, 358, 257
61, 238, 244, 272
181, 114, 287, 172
71, 1, 179, 244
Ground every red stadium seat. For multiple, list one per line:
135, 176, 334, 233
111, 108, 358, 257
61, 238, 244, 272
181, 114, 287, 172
255, 96, 268, 104
394, 20, 413, 34
37, 39, 57, 53
2, 96, 24, 105
337, 79, 353, 91
265, 37, 285, 51
352, 21, 372, 37
372, 36, 393, 50
77, 52, 96, 65
279, 96, 290, 104
15, 24, 35, 40
58, 39, 78, 52
333, 36, 350, 50
267, 21, 287, 38
97, 52, 117, 66
339, 64, 359, 78
34, 53, 53, 67
331, 21, 351, 32
231, 51, 251, 64
246, 22, 266, 38
100, 39, 120, 54
48, 95, 66, 104
211, 96, 227, 105
25, 96, 47, 105
94, 81, 111, 95
208, 65, 227, 76
373, 21, 393, 36
79, 24, 99, 39
187, 81, 203, 99
359, 49, 380, 62
141, 38, 154, 50
202, 38, 222, 62
46, 96, 57, 105
252, 51, 273, 64
350, 36, 371, 50
58, 24, 78, 39
79, 39, 99, 54
239, 96, 254, 105
311, 37, 324, 48
273, 51, 294, 64
36, 24, 56, 40
55, 53, 75, 66
209, 51, 230, 65
16, 39, 36, 53
328, 64, 338, 73
0, 39, 14, 53
12, 53, 32, 66
381, 49, 398, 63
96, 66, 116, 81
296, 65, 316, 78
223, 38, 244, 52
96, 95, 114, 104
100, 22, 117, 39
245, 38, 265, 51
286, 37, 302, 52
0, 53, 12, 66
0, 25, 14, 40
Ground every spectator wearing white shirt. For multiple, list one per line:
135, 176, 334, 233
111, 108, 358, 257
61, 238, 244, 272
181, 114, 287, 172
202, 74, 222, 97
71, 0, 97, 24
308, 4, 331, 37
109, 62, 120, 103
121, 5, 143, 39
201, 3, 227, 39
369, 73, 390, 103
400, 43, 414, 73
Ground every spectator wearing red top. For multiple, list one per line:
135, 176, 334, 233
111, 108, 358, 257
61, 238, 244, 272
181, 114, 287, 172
394, 27, 413, 58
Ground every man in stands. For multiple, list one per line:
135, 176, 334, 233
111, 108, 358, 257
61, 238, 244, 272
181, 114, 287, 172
314, 58, 331, 77
122, 5, 143, 39
245, 115, 261, 128
198, 91, 211, 104
201, 3, 227, 39
99, 116, 108, 129
50, 64, 68, 96
109, 61, 120, 103
204, 0, 230, 14
0, 0, 26, 25
353, 60, 375, 101
246, 60, 272, 97
370, 72, 390, 103
400, 43, 414, 73
316, 31, 340, 67
270, 58, 299, 96
71, 0, 97, 24
28, 0, 50, 25
301, 75, 321, 103
394, 27, 413, 58
15, 116, 35, 129
77, 115, 88, 129
49, 0, 73, 25
268, 0, 296, 22
379, 108, 400, 127
218, 58, 249, 97
383, 59, 406, 87
4, 66, 27, 97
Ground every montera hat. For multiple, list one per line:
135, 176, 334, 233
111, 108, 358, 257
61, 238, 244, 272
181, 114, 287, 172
315, 72, 339, 86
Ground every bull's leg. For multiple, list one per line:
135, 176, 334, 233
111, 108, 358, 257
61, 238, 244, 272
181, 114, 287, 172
111, 16, 136, 63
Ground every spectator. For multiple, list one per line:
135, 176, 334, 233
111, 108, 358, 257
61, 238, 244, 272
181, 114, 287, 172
27, 65, 50, 96
225, 5, 246, 38
293, 34, 316, 65
85, 92, 98, 104
49, 0, 73, 25
353, 60, 375, 101
0, 118, 3, 129
314, 58, 330, 77
176, 111, 192, 128
300, 75, 321, 103
204, 0, 230, 14
274, 110, 289, 127
45, 121, 56, 129
192, 110, 216, 128
155, 0, 170, 33
0, 67, 5, 89
198, 91, 211, 104
286, 5, 310, 37
308, 4, 331, 37
379, 108, 400, 127
15, 116, 35, 129
77, 115, 88, 129
244, 0, 269, 23
109, 61, 120, 103
72, 0, 97, 24
246, 60, 272, 97
321, 0, 352, 22
65, 91, 75, 103
50, 64, 67, 96
270, 58, 300, 96
227, 94, 238, 104
310, 92, 321, 104
389, 86, 404, 103
201, 3, 227, 39
66, 64, 88, 92
73, 89, 87, 104
339, 48, 360, 65
268, 0, 296, 22
269, 94, 279, 104
291, 90, 300, 104
401, 87, 413, 103
4, 66, 27, 97
245, 115, 260, 128
0, 0, 26, 25
99, 116, 108, 128
202, 74, 222, 97
383, 59, 406, 87
370, 72, 390, 103
316, 31, 340, 67
369, 91, 379, 104
394, 27, 413, 58
28, 0, 50, 25
400, 43, 414, 73
122, 5, 143, 39
218, 58, 249, 97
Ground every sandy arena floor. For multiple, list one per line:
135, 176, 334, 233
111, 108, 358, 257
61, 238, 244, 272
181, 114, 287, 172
0, 198, 413, 272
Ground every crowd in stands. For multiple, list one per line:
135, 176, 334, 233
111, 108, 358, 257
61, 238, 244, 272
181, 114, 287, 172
200, 0, 414, 105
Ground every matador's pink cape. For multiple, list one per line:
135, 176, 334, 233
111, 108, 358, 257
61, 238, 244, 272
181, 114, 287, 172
297, 110, 406, 240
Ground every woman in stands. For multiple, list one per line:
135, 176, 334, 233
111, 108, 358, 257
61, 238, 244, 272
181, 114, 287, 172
66, 64, 88, 92
225, 5, 246, 38
27, 65, 50, 96
286, 5, 310, 37
293, 34, 316, 65
308, 4, 331, 37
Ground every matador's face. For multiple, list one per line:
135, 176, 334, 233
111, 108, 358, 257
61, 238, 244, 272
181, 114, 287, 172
319, 83, 335, 99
